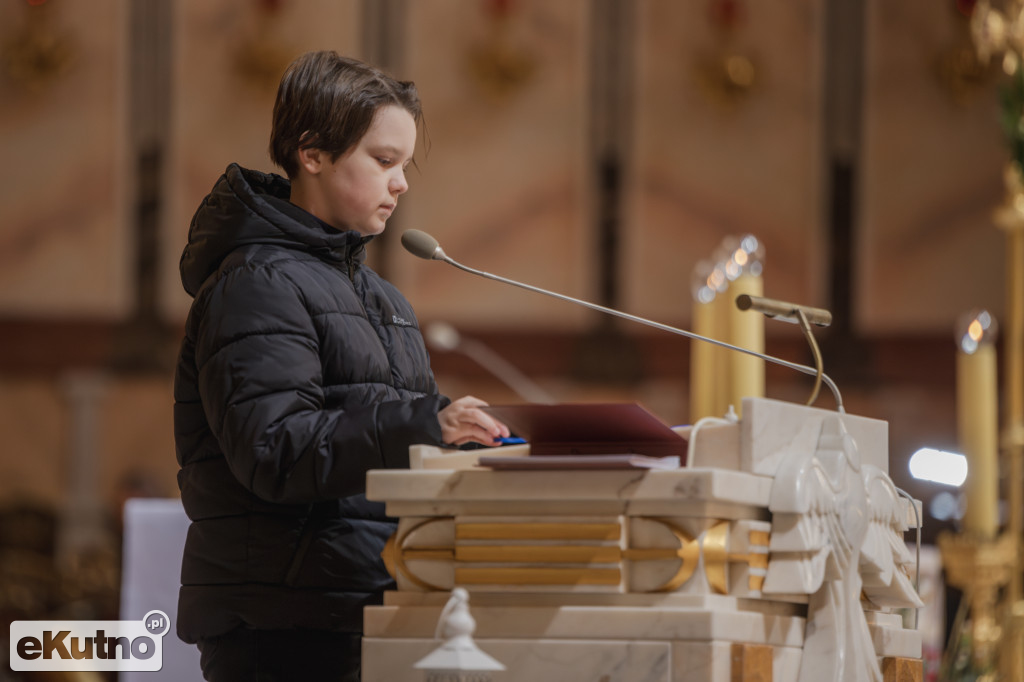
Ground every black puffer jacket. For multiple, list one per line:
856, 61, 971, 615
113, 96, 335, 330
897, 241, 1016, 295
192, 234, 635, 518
173, 163, 449, 643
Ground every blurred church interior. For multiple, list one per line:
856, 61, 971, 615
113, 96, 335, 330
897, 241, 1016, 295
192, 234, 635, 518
0, 0, 1014, 678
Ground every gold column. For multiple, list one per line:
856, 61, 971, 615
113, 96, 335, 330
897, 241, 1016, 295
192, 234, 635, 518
964, 5, 1024, 678
994, 162, 1024, 680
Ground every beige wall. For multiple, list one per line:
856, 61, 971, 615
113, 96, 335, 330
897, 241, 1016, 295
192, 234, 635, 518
161, 0, 365, 320
0, 0, 132, 318
625, 0, 828, 324
0, 0, 1008, 578
858, 0, 1007, 333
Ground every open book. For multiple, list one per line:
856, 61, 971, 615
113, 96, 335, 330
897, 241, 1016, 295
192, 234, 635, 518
477, 403, 687, 470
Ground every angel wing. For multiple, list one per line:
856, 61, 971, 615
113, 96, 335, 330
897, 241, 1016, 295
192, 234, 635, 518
762, 415, 881, 682
762, 415, 861, 596
859, 464, 924, 609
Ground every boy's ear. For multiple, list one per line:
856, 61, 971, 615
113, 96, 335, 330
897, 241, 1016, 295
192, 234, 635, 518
296, 146, 324, 175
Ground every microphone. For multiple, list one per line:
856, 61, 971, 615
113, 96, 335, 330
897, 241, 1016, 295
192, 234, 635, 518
735, 294, 832, 327
401, 229, 447, 261
401, 229, 844, 412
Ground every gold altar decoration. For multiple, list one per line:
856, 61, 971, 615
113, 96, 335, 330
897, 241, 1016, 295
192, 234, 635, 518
936, 2, 996, 104
381, 515, 770, 596
465, 0, 538, 103
1, 0, 76, 93
694, 53, 756, 112
938, 532, 1016, 679
233, 0, 294, 92
933, 2, 1024, 680
693, 0, 757, 112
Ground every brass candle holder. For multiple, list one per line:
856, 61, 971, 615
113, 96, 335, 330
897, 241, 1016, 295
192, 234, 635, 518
937, 531, 1016, 678
961, 3, 1024, 678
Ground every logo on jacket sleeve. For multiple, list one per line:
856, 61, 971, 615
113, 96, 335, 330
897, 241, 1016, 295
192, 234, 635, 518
392, 314, 413, 327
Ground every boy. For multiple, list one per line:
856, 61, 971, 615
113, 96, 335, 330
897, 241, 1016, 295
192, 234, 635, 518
173, 51, 508, 681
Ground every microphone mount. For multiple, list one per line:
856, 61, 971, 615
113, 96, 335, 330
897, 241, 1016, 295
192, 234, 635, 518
735, 294, 829, 408
401, 229, 844, 413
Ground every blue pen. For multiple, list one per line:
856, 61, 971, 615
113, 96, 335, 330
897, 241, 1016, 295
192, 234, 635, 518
494, 437, 527, 445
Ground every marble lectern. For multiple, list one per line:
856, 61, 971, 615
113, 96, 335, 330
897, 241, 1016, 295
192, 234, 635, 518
361, 397, 923, 682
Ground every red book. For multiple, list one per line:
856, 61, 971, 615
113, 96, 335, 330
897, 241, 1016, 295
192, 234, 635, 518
479, 403, 687, 467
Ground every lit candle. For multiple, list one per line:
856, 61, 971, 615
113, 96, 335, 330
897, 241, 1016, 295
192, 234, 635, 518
956, 310, 1000, 540
710, 263, 733, 418
690, 260, 724, 422
726, 236, 765, 419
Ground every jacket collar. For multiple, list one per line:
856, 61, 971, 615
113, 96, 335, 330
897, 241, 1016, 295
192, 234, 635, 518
180, 164, 374, 296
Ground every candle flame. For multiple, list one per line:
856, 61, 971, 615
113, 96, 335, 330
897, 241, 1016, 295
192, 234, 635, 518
708, 268, 726, 290
956, 309, 998, 353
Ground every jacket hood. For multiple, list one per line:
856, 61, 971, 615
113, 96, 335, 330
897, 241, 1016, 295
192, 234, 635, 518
180, 163, 370, 297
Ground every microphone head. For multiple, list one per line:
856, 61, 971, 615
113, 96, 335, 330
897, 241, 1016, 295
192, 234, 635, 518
401, 229, 442, 260
735, 294, 833, 327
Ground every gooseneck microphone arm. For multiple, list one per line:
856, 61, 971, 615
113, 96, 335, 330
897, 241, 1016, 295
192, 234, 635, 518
401, 229, 844, 413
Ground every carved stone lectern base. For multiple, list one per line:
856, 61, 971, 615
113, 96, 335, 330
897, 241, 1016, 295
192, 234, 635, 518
362, 398, 923, 682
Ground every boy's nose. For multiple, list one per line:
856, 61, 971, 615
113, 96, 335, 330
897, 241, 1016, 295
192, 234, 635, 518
391, 170, 409, 195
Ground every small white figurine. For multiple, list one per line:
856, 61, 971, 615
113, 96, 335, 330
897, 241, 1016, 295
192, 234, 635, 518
436, 587, 476, 641
414, 587, 505, 678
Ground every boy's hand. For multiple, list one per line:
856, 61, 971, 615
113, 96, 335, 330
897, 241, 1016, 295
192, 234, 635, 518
438, 396, 510, 447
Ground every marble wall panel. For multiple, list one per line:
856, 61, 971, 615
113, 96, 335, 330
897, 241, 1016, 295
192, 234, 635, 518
858, 0, 1007, 333
0, 379, 65, 507
0, 0, 132, 318
388, 0, 594, 330
0, 376, 177, 517
624, 0, 827, 328
99, 375, 179, 506
161, 0, 363, 320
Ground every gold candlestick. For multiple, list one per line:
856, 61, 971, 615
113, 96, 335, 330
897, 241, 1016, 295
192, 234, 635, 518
969, 3, 1024, 678
993, 161, 1024, 681
938, 532, 1016, 677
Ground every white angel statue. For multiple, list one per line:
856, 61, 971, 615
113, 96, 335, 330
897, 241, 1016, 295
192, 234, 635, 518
762, 415, 923, 682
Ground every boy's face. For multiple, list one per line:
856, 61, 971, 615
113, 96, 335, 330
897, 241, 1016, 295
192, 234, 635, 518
307, 104, 417, 236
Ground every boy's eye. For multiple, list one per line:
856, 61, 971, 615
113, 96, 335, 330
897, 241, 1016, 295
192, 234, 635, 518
377, 158, 393, 167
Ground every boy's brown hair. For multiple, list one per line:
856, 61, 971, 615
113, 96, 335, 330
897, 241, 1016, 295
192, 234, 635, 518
269, 51, 422, 178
